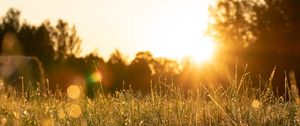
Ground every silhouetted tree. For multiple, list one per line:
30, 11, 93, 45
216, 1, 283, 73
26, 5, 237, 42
210, 0, 300, 95
52, 20, 81, 60
0, 8, 81, 74
0, 8, 101, 95
0, 8, 21, 53
0, 8, 20, 32
106, 50, 127, 92
18, 22, 56, 73
126, 51, 154, 92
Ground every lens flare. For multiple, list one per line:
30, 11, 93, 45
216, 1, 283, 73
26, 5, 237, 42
88, 71, 102, 83
67, 104, 82, 118
67, 85, 81, 99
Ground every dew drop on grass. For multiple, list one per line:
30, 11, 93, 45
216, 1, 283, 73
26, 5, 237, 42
23, 110, 28, 115
251, 99, 261, 109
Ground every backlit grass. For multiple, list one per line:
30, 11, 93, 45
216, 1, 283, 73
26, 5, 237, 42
0, 72, 299, 125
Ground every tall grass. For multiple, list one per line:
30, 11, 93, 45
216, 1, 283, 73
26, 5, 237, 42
0, 70, 299, 126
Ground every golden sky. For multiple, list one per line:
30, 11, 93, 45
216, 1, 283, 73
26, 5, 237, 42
0, 0, 216, 63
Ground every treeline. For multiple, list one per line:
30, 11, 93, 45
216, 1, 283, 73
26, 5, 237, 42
210, 0, 300, 96
0, 8, 227, 97
3, 0, 300, 98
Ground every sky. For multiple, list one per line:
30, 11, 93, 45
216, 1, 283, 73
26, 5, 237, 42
0, 0, 216, 62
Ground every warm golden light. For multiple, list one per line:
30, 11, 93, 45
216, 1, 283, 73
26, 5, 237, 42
67, 85, 81, 99
181, 37, 216, 64
41, 118, 54, 126
67, 104, 82, 118
148, 36, 216, 64
1, 0, 217, 61
125, 0, 217, 64
251, 99, 261, 109
90, 71, 102, 83
57, 108, 66, 119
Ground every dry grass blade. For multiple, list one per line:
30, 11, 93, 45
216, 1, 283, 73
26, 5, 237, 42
289, 71, 299, 104
267, 66, 277, 90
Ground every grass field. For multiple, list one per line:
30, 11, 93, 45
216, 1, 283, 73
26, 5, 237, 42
0, 72, 300, 126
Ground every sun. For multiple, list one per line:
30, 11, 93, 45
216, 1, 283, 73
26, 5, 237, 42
176, 36, 216, 64
148, 35, 216, 64
130, 0, 217, 64
187, 37, 216, 64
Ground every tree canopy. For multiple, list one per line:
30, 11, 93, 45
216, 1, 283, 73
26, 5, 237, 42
210, 0, 300, 54
210, 0, 300, 95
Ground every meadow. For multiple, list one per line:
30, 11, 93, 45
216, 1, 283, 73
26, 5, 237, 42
0, 71, 300, 126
